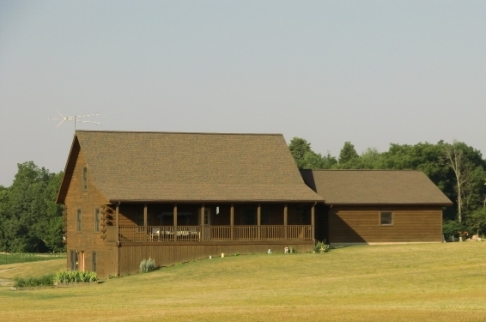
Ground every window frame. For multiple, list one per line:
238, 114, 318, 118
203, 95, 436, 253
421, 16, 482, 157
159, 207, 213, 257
380, 211, 394, 226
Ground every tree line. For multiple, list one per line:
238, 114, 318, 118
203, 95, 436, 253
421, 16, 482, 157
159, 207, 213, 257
289, 138, 486, 236
0, 162, 64, 253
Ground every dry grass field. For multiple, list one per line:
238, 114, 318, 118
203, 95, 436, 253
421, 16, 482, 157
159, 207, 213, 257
1, 242, 486, 321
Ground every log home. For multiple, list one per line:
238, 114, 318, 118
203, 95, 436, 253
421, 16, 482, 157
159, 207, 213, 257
57, 131, 322, 277
300, 170, 453, 246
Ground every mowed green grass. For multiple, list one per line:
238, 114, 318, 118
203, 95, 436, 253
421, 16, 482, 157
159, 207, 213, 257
1, 242, 486, 322
0, 253, 66, 266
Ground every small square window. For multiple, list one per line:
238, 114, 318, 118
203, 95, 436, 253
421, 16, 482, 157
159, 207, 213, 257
380, 211, 393, 225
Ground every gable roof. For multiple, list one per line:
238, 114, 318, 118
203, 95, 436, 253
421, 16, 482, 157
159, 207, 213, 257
300, 169, 452, 206
57, 130, 322, 203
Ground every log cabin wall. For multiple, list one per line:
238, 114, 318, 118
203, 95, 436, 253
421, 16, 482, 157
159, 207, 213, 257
328, 205, 443, 245
64, 144, 116, 277
118, 241, 314, 276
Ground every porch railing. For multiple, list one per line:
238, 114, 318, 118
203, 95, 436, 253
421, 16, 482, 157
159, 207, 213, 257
113, 225, 312, 243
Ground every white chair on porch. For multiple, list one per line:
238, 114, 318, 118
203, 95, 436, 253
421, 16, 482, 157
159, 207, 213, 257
151, 227, 160, 241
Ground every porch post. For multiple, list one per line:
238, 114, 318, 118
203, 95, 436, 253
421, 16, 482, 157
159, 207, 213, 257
173, 204, 177, 242
284, 204, 288, 240
311, 204, 315, 241
200, 205, 205, 241
230, 204, 234, 241
257, 204, 261, 240
143, 203, 148, 228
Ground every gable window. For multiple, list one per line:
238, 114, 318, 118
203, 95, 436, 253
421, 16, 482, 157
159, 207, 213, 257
82, 167, 88, 191
77, 209, 82, 231
94, 208, 100, 232
380, 211, 393, 226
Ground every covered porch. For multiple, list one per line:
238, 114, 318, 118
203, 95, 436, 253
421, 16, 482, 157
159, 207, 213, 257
104, 202, 316, 244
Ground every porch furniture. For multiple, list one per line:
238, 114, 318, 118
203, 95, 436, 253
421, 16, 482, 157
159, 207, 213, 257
151, 227, 161, 241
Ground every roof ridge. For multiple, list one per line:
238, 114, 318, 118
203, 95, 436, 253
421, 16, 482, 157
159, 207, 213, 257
75, 130, 283, 136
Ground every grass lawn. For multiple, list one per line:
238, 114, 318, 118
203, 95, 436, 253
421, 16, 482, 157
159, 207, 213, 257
0, 253, 66, 266
0, 242, 485, 321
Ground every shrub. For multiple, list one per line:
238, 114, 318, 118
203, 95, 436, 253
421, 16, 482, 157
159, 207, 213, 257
314, 240, 329, 253
14, 274, 55, 287
53, 270, 98, 285
443, 220, 464, 238
139, 257, 157, 273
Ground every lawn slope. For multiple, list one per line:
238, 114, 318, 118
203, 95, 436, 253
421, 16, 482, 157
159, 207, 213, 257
0, 243, 485, 322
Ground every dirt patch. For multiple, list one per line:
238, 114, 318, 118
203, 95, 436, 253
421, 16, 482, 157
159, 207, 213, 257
0, 278, 14, 287
0, 267, 16, 287
0, 267, 16, 275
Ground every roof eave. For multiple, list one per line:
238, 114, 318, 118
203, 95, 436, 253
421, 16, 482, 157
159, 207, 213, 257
108, 198, 324, 204
56, 134, 79, 204
326, 202, 453, 207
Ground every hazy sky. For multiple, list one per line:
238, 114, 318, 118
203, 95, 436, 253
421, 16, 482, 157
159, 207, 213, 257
1, 1, 485, 186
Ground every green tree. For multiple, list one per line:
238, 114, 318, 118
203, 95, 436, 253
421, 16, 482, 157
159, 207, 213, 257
444, 141, 486, 223
0, 162, 64, 252
466, 207, 486, 236
338, 141, 359, 168
356, 148, 382, 169
288, 137, 328, 169
321, 151, 338, 169
0, 185, 8, 250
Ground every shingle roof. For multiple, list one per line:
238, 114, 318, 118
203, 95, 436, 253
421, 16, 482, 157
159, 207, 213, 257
300, 169, 452, 206
58, 130, 322, 203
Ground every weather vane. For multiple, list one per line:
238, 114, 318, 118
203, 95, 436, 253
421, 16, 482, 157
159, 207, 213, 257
49, 111, 101, 130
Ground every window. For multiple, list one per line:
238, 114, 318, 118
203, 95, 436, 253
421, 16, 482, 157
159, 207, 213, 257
82, 167, 88, 191
94, 208, 100, 232
77, 209, 82, 231
92, 251, 97, 272
380, 211, 393, 226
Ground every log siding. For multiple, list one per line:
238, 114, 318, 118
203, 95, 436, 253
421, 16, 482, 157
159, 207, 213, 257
329, 205, 443, 245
